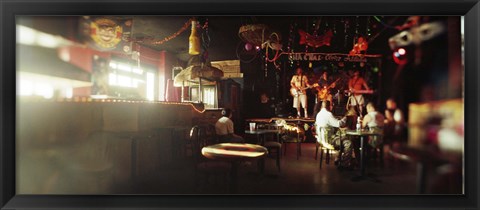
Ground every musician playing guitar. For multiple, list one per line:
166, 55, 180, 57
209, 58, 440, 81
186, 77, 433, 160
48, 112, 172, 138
313, 71, 338, 117
347, 70, 370, 115
290, 67, 312, 118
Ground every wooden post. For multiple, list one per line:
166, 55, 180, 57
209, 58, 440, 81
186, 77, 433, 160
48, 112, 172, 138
199, 77, 203, 102
181, 81, 184, 102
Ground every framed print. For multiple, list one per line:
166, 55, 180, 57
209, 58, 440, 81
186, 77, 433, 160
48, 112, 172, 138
1, 0, 479, 209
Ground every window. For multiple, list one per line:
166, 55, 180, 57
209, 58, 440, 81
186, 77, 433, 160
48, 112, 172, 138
108, 61, 144, 88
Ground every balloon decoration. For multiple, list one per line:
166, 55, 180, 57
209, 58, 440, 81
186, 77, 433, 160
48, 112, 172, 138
237, 23, 283, 67
245, 43, 253, 51
265, 32, 282, 62
298, 29, 333, 48
236, 41, 259, 63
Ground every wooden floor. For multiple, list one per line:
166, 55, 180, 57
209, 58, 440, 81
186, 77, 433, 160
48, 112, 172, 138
113, 143, 422, 194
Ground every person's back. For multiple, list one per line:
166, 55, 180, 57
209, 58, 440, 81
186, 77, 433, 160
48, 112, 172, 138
362, 103, 385, 148
315, 101, 353, 169
215, 116, 233, 136
215, 108, 244, 143
366, 111, 385, 128
345, 107, 358, 130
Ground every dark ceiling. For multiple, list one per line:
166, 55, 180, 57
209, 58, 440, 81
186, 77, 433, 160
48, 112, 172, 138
131, 16, 244, 61
130, 16, 409, 62
18, 16, 410, 62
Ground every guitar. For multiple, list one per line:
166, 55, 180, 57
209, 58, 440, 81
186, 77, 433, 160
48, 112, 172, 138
290, 84, 319, 97
316, 78, 341, 100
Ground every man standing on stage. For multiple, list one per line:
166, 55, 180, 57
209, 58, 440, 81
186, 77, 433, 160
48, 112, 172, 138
290, 67, 310, 118
348, 70, 370, 115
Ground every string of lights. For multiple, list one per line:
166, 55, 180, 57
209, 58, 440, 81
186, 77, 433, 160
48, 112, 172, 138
23, 97, 208, 113
127, 18, 193, 45
373, 16, 397, 29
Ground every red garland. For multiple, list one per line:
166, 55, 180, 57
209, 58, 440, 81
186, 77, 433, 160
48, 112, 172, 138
151, 19, 193, 45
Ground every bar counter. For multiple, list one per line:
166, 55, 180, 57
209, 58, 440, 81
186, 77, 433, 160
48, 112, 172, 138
16, 97, 203, 194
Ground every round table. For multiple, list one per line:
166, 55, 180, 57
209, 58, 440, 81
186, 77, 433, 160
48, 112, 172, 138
244, 129, 281, 145
202, 143, 268, 193
389, 146, 450, 193
346, 129, 382, 182
277, 117, 314, 160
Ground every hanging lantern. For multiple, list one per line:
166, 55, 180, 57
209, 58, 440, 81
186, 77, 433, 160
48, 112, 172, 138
189, 20, 201, 55
238, 24, 268, 47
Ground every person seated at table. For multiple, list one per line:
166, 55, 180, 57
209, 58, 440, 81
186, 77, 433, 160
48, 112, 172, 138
258, 92, 275, 118
384, 98, 406, 145
215, 108, 245, 143
361, 102, 385, 149
345, 106, 358, 130
315, 101, 353, 169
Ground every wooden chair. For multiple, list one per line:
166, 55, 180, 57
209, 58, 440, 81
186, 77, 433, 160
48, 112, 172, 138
190, 125, 231, 192
367, 127, 385, 168
257, 124, 282, 172
281, 124, 304, 160
315, 127, 344, 169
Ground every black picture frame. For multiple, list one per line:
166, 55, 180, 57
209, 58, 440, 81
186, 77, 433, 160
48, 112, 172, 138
1, 0, 479, 209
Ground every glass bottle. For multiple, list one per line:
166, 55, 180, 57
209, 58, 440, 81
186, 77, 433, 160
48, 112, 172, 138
189, 20, 200, 55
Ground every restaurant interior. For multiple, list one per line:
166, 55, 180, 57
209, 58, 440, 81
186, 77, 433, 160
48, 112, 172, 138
16, 16, 464, 194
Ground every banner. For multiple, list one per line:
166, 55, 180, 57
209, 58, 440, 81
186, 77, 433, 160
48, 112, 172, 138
284, 52, 381, 63
80, 16, 133, 54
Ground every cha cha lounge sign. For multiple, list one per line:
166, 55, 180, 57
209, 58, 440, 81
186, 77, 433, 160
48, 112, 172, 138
284, 53, 381, 63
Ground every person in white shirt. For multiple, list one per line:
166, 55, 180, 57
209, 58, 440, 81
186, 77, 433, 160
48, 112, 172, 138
362, 102, 385, 148
215, 108, 244, 143
290, 67, 310, 118
315, 101, 353, 169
